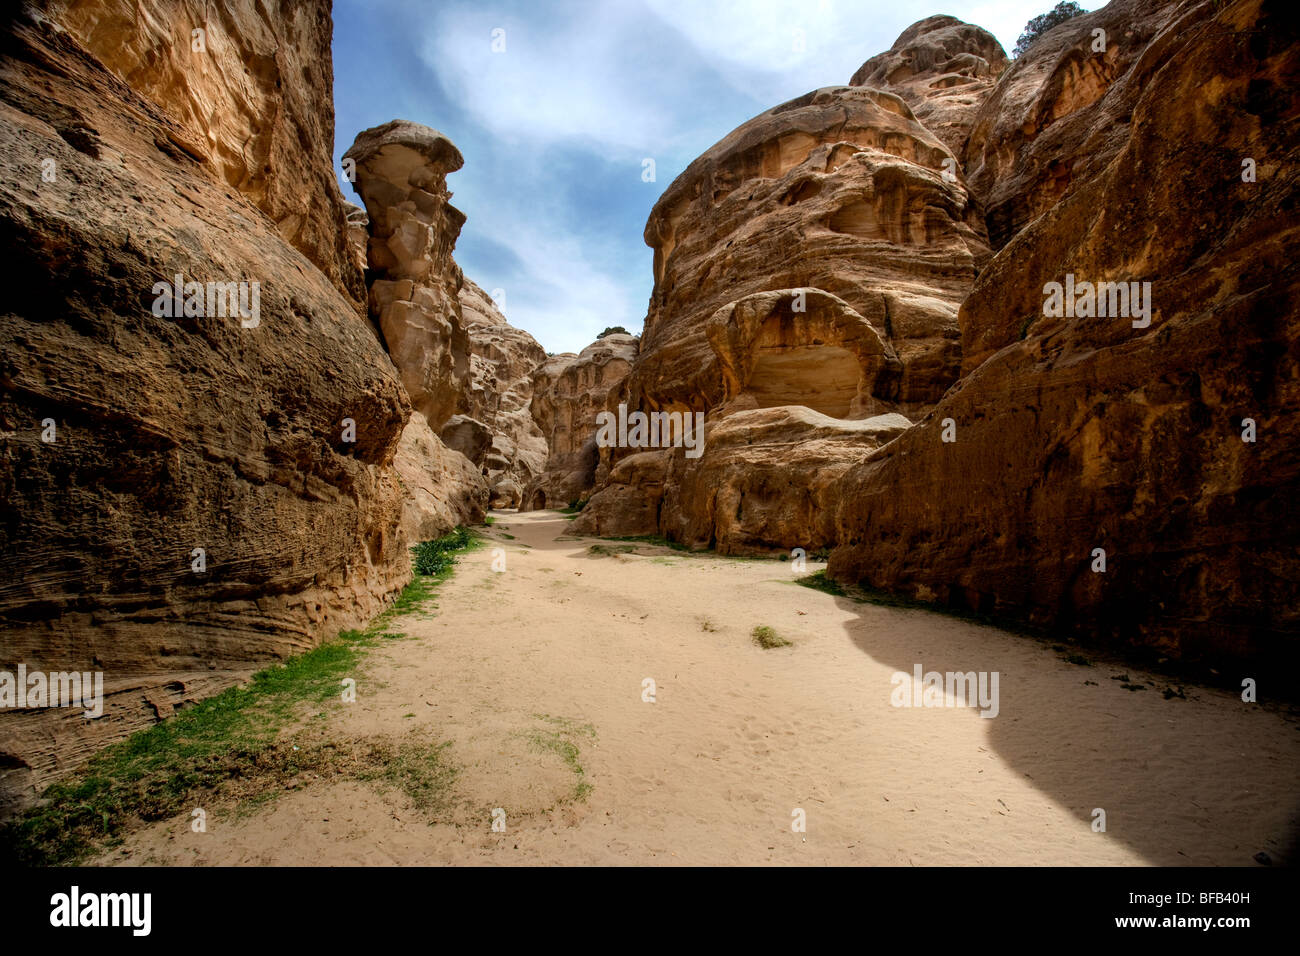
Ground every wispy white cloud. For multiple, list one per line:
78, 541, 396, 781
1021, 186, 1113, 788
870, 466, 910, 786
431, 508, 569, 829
420, 3, 689, 155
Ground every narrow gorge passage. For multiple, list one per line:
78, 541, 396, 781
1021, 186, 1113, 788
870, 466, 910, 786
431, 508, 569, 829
100, 513, 1298, 867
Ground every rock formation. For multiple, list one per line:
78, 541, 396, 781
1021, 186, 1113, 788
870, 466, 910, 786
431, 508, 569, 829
55, 0, 366, 310
571, 0, 1298, 673
0, 4, 415, 811
522, 334, 638, 511
850, 14, 1009, 156
344, 120, 472, 432
576, 23, 1002, 550
0, 5, 487, 813
962, 0, 1184, 250
831, 0, 1300, 672
574, 408, 911, 554
457, 280, 549, 508
631, 83, 989, 418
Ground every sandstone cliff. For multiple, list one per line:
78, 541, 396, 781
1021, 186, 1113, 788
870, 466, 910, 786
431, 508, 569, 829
850, 14, 1009, 156
53, 0, 366, 310
0, 5, 481, 813
831, 0, 1300, 672
576, 17, 1003, 552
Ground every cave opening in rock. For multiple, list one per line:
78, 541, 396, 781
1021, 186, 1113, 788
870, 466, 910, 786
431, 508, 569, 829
744, 345, 861, 418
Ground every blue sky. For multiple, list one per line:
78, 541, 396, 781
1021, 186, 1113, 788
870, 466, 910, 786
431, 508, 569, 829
333, 0, 1053, 354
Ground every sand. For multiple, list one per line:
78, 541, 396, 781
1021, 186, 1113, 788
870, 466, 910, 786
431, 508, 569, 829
98, 511, 1300, 866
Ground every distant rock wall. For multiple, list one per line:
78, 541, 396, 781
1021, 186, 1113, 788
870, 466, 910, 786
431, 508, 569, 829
457, 280, 549, 508
522, 334, 638, 511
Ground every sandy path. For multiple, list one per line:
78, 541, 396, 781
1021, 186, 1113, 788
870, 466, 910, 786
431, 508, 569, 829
103, 511, 1299, 866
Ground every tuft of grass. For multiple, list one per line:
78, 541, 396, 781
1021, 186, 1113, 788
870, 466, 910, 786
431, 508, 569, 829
600, 533, 690, 552
587, 543, 637, 557
524, 716, 597, 803
484, 515, 495, 526
751, 625, 792, 650
411, 526, 476, 576
357, 739, 457, 812
1064, 654, 1092, 666
797, 570, 846, 597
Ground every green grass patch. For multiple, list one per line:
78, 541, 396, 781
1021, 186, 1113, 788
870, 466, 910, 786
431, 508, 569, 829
524, 716, 597, 803
356, 739, 457, 813
411, 525, 476, 577
599, 534, 690, 552
587, 543, 638, 557
797, 570, 846, 597
751, 625, 792, 649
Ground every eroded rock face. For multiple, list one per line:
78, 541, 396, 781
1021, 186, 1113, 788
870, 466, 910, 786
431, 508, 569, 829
458, 280, 549, 507
962, 0, 1183, 250
574, 408, 911, 554
395, 413, 488, 540
831, 0, 1300, 672
850, 15, 1008, 155
56, 0, 365, 309
344, 120, 471, 431
706, 289, 902, 419
634, 85, 990, 418
522, 334, 638, 510
0, 9, 416, 810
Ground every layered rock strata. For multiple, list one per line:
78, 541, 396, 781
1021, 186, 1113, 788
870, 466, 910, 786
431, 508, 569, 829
575, 20, 1004, 550
0, 7, 418, 811
55, 0, 366, 309
850, 14, 1009, 155
344, 120, 472, 432
831, 0, 1300, 670
457, 280, 549, 507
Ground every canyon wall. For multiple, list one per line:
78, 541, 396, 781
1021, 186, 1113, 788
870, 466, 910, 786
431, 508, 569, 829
53, 0, 366, 310
0, 5, 482, 813
831, 0, 1300, 671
